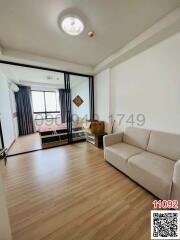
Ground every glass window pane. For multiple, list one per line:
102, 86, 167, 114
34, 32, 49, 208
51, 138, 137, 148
34, 113, 45, 119
56, 92, 60, 111
45, 92, 60, 112
0, 135, 2, 149
32, 91, 45, 112
46, 113, 61, 119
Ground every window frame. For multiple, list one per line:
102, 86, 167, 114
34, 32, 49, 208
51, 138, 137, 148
31, 90, 60, 120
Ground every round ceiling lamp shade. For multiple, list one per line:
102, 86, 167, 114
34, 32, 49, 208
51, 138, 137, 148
61, 16, 84, 36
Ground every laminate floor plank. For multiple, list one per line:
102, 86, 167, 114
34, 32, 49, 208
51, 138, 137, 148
2, 142, 155, 240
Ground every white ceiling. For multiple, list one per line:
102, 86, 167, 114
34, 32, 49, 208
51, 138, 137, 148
0, 0, 179, 67
0, 63, 87, 88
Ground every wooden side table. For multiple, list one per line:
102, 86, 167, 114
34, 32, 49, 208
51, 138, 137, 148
86, 132, 107, 148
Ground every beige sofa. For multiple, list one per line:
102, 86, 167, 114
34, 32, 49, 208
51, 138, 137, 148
103, 127, 180, 201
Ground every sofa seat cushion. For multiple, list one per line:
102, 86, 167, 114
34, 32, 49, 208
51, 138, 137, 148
128, 151, 175, 199
105, 143, 144, 174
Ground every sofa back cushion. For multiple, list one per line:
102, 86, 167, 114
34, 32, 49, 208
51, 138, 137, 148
123, 127, 150, 150
147, 130, 180, 161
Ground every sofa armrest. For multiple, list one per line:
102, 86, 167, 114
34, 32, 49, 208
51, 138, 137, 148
103, 132, 123, 148
171, 159, 180, 203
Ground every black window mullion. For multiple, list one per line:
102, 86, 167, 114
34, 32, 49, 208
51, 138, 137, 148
89, 76, 94, 120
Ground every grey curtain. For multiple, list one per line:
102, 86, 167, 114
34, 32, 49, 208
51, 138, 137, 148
59, 88, 72, 124
59, 89, 66, 123
15, 86, 34, 136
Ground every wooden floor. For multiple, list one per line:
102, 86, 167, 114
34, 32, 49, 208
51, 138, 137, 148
2, 142, 155, 240
8, 133, 42, 155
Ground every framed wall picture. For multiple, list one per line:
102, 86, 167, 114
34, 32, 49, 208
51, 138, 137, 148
73, 95, 84, 107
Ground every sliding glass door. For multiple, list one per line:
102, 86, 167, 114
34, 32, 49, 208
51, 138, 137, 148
0, 120, 4, 150
69, 74, 91, 142
0, 61, 94, 155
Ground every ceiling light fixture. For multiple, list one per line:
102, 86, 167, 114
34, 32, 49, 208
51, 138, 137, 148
60, 16, 84, 36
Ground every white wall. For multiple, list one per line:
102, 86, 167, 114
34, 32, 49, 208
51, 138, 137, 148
94, 69, 111, 132
0, 71, 15, 149
9, 89, 19, 138
2, 49, 93, 75
95, 31, 180, 134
